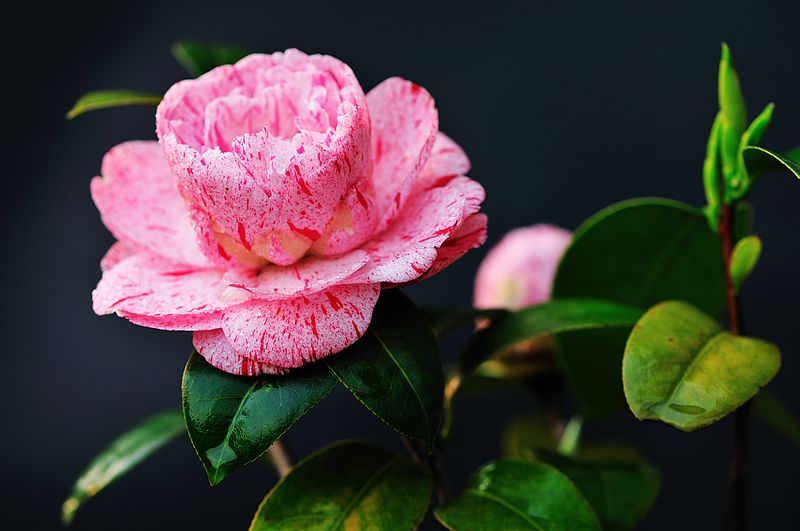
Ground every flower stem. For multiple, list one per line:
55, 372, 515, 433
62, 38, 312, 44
401, 436, 451, 504
719, 203, 749, 531
268, 439, 293, 478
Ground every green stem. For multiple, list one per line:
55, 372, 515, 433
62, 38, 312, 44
719, 203, 750, 531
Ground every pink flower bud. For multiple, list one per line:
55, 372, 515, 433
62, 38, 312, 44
474, 224, 571, 310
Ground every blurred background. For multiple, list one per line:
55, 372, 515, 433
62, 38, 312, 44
4, 0, 799, 528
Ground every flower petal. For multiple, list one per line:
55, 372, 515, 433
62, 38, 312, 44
411, 213, 488, 284
367, 77, 438, 231
219, 283, 380, 368
350, 176, 485, 284
100, 242, 138, 272
158, 50, 373, 266
222, 250, 369, 300
193, 329, 285, 376
91, 141, 210, 267
417, 132, 471, 188
93, 253, 231, 331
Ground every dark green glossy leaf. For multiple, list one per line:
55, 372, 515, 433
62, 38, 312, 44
460, 299, 642, 374
729, 235, 761, 293
66, 90, 161, 119
623, 300, 780, 431
535, 450, 660, 531
421, 306, 506, 337
172, 41, 250, 76
249, 440, 431, 530
552, 198, 726, 420
752, 390, 800, 449
435, 460, 601, 530
182, 352, 335, 485
61, 410, 184, 525
743, 145, 800, 180
327, 290, 443, 447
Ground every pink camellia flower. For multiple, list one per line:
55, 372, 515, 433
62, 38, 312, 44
91, 49, 486, 376
474, 224, 571, 310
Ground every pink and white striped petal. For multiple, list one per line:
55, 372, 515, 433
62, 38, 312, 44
222, 249, 369, 300
367, 77, 439, 231
93, 253, 231, 331
411, 213, 488, 284
417, 132, 471, 189
350, 176, 485, 285
219, 283, 380, 368
91, 141, 210, 267
193, 329, 286, 376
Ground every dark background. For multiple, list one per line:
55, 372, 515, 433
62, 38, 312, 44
4, 0, 798, 529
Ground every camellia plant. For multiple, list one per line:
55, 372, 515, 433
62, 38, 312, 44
63, 43, 798, 530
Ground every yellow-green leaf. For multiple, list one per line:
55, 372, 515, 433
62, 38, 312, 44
623, 300, 780, 431
66, 90, 162, 119
61, 410, 185, 525
729, 235, 761, 293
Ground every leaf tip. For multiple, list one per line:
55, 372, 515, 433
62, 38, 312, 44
61, 498, 79, 526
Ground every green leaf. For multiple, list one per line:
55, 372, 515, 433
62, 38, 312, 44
718, 44, 747, 183
742, 145, 800, 180
66, 90, 162, 119
435, 460, 601, 530
172, 41, 249, 76
61, 410, 184, 525
460, 299, 642, 374
702, 112, 723, 229
181, 352, 335, 485
729, 235, 761, 293
728, 104, 775, 199
327, 290, 444, 447
623, 300, 781, 431
421, 306, 506, 337
535, 450, 660, 531
552, 198, 726, 420
249, 440, 431, 530
752, 390, 800, 449
502, 413, 557, 459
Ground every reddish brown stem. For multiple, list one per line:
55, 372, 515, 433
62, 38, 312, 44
719, 203, 750, 531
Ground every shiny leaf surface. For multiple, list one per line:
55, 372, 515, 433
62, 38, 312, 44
182, 352, 335, 485
249, 440, 431, 530
535, 450, 661, 531
729, 235, 761, 293
623, 300, 780, 431
460, 299, 642, 374
552, 198, 726, 420
435, 460, 601, 530
732, 103, 774, 198
743, 145, 800, 180
327, 290, 443, 447
66, 90, 161, 119
172, 41, 250, 76
62, 410, 184, 525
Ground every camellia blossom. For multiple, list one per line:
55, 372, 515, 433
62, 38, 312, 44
91, 49, 486, 375
474, 224, 571, 310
